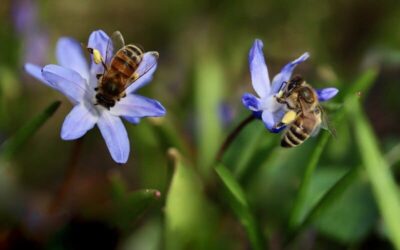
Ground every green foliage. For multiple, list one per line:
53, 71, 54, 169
195, 54, 224, 175
215, 163, 265, 250
0, 100, 61, 161
2, 1, 400, 249
348, 95, 400, 250
312, 168, 378, 243
165, 149, 217, 250
109, 173, 161, 231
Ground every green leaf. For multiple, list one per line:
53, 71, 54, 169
110, 173, 161, 231
215, 163, 265, 250
195, 54, 224, 176
109, 172, 129, 201
165, 148, 216, 250
288, 131, 331, 229
291, 166, 360, 239
109, 171, 161, 231
288, 69, 379, 232
345, 68, 378, 96
313, 172, 378, 243
0, 100, 61, 161
348, 95, 400, 250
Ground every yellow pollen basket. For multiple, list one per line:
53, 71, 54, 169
92, 49, 103, 64
281, 110, 297, 125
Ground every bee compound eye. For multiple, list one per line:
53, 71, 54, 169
301, 89, 314, 103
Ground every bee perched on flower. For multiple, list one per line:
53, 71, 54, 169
242, 39, 338, 144
25, 30, 166, 163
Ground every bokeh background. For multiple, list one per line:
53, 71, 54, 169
1, 0, 400, 249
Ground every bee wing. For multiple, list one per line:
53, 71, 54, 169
104, 31, 125, 66
124, 51, 159, 93
320, 105, 337, 138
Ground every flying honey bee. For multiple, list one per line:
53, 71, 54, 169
87, 31, 158, 109
274, 75, 331, 148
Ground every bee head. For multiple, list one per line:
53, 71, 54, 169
95, 93, 116, 110
287, 75, 304, 92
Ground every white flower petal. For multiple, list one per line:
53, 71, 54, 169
87, 30, 110, 76
61, 104, 98, 140
271, 52, 310, 94
56, 37, 90, 81
97, 112, 130, 164
24, 63, 53, 87
125, 52, 158, 94
42, 64, 89, 104
249, 39, 271, 98
110, 94, 166, 118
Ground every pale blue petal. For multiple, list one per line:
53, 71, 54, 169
271, 52, 310, 94
61, 104, 98, 140
242, 93, 261, 111
249, 39, 270, 98
56, 37, 90, 81
110, 94, 166, 118
316, 87, 339, 102
262, 109, 286, 133
87, 30, 110, 75
97, 112, 130, 164
262, 110, 275, 131
123, 116, 141, 124
42, 64, 88, 104
24, 63, 52, 87
126, 52, 159, 94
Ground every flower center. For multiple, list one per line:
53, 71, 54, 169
261, 95, 284, 112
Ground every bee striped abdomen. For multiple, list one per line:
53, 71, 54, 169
281, 119, 310, 148
111, 45, 143, 78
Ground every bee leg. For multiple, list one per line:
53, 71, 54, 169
94, 87, 99, 91
273, 122, 285, 130
96, 74, 102, 79
122, 93, 126, 98
276, 110, 297, 130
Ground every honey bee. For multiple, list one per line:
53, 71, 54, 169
274, 75, 330, 148
87, 31, 158, 109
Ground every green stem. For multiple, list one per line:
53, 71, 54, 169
288, 132, 330, 230
215, 114, 255, 163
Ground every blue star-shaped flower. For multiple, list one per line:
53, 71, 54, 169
25, 30, 166, 164
242, 39, 338, 133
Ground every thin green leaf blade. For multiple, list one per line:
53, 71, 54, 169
288, 131, 330, 229
195, 54, 224, 175
215, 163, 265, 250
288, 69, 379, 231
0, 100, 61, 161
112, 189, 161, 230
165, 149, 216, 250
348, 96, 400, 250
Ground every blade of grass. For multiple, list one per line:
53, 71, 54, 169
113, 189, 161, 231
0, 100, 61, 161
287, 141, 400, 243
348, 96, 400, 250
195, 54, 224, 176
288, 131, 331, 229
165, 149, 217, 249
287, 166, 360, 241
215, 163, 265, 250
288, 69, 378, 231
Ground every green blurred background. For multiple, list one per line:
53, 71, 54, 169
1, 0, 400, 249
